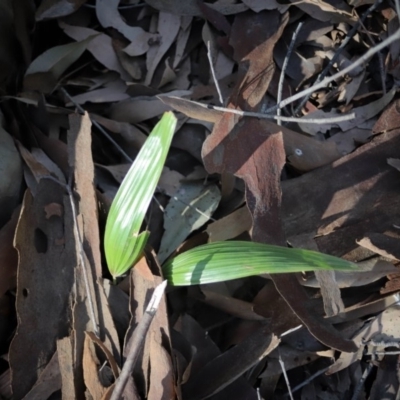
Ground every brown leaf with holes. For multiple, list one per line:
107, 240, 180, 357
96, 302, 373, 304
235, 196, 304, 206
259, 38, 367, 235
9, 180, 76, 399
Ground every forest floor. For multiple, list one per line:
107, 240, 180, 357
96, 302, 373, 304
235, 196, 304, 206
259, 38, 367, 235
1, 0, 400, 399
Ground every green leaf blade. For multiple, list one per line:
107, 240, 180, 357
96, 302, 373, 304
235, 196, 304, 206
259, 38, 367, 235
105, 112, 177, 278
163, 241, 358, 286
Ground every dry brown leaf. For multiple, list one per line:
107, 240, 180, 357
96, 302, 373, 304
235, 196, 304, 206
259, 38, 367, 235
201, 9, 356, 352
160, 96, 342, 171
175, 314, 260, 400
147, 333, 176, 400
300, 258, 398, 289
67, 112, 120, 365
299, 88, 396, 135
143, 0, 248, 16
193, 288, 267, 321
145, 12, 180, 85
288, 235, 344, 317
36, 0, 86, 20
373, 98, 400, 133
65, 79, 129, 105
22, 350, 61, 400
57, 336, 78, 398
206, 205, 252, 242
328, 303, 400, 375
182, 326, 279, 400
24, 35, 95, 93
83, 334, 107, 399
282, 128, 400, 261
173, 17, 192, 68
9, 181, 76, 399
242, 0, 289, 12
357, 233, 400, 261
125, 255, 173, 397
289, 0, 357, 24
96, 0, 156, 56
60, 21, 131, 81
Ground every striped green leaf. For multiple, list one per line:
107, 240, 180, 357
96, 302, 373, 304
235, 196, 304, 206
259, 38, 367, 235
163, 241, 357, 286
105, 112, 177, 279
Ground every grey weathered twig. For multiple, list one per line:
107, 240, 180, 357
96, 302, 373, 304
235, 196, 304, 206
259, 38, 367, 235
110, 280, 167, 400
207, 40, 224, 105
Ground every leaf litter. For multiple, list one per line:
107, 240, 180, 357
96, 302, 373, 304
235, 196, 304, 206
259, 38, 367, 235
1, 1, 400, 399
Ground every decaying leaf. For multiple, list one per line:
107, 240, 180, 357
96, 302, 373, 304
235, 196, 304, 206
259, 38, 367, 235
24, 35, 96, 93
59, 21, 131, 81
5, 0, 400, 398
96, 0, 156, 56
9, 180, 76, 399
36, 0, 86, 20
158, 182, 221, 263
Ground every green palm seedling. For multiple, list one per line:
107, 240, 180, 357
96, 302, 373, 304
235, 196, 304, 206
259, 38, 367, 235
104, 111, 357, 283
104, 111, 177, 279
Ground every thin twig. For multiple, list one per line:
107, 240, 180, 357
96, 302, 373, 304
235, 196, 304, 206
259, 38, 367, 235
279, 353, 294, 400
43, 175, 100, 337
110, 280, 167, 400
294, 0, 384, 115
207, 41, 224, 105
285, 365, 331, 397
351, 363, 374, 400
395, 0, 400, 26
210, 104, 355, 124
368, 350, 400, 355
60, 87, 132, 163
277, 22, 303, 125
265, 26, 400, 114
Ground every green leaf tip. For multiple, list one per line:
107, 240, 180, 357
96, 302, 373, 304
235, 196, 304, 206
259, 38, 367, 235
163, 241, 358, 286
104, 112, 177, 279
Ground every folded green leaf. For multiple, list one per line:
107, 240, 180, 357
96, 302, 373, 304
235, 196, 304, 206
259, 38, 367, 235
104, 111, 177, 279
163, 241, 358, 286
